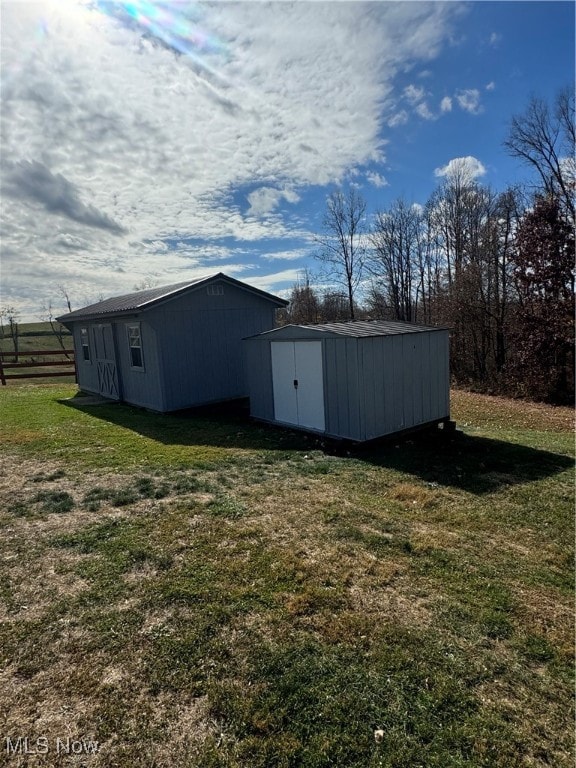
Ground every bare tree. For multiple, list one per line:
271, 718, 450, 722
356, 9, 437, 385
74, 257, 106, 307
133, 276, 159, 291
426, 170, 518, 382
315, 188, 367, 320
426, 162, 488, 287
504, 87, 575, 225
319, 290, 351, 323
369, 197, 422, 321
284, 269, 320, 325
40, 300, 73, 358
58, 285, 73, 314
0, 306, 20, 361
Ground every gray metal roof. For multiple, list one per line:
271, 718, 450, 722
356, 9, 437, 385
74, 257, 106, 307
250, 320, 449, 339
57, 273, 288, 323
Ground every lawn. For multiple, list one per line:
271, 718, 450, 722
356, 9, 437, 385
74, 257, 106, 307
0, 384, 573, 767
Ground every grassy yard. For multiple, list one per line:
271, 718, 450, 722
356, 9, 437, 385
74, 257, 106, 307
0, 385, 573, 767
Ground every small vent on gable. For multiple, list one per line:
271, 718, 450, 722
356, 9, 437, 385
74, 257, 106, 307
207, 285, 224, 296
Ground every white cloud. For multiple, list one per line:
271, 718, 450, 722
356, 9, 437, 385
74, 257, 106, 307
440, 96, 452, 113
489, 32, 502, 47
261, 249, 311, 262
387, 110, 409, 128
415, 102, 435, 121
401, 83, 438, 121
560, 156, 576, 189
486, 81, 496, 91
434, 156, 487, 182
455, 88, 483, 115
246, 269, 303, 292
403, 84, 426, 105
1, 0, 461, 319
246, 187, 300, 218
366, 171, 389, 188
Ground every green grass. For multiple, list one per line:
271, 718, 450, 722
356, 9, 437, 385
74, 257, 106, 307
0, 384, 573, 767
0, 321, 72, 350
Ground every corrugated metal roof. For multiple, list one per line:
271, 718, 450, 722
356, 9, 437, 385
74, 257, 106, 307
250, 320, 449, 339
57, 273, 288, 323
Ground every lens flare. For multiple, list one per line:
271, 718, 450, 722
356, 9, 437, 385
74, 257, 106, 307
93, 1, 227, 77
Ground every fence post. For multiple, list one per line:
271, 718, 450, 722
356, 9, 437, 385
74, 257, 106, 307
0, 354, 6, 386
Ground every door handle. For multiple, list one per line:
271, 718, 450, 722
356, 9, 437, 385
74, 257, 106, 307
293, 379, 298, 389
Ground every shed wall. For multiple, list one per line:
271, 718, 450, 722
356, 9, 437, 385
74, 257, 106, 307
154, 284, 279, 411
356, 330, 450, 440
245, 327, 450, 441
323, 337, 362, 440
72, 319, 165, 409
243, 338, 275, 421
114, 317, 165, 410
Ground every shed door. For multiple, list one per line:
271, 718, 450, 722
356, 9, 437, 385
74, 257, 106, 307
271, 341, 325, 432
93, 324, 120, 400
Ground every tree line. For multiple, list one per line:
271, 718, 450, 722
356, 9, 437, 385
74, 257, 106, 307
279, 88, 575, 405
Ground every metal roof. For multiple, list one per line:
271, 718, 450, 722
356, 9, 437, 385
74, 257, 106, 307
250, 320, 449, 339
57, 273, 288, 323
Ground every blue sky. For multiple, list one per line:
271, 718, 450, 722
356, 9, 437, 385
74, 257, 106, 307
1, 0, 574, 320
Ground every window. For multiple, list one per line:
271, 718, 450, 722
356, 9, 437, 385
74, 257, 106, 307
127, 324, 144, 369
80, 327, 91, 362
207, 284, 224, 296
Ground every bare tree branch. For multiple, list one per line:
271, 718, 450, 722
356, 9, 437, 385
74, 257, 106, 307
315, 188, 367, 320
504, 88, 575, 224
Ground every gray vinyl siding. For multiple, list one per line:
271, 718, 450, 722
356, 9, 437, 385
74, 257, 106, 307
72, 319, 164, 408
153, 285, 279, 411
65, 277, 283, 412
115, 318, 165, 411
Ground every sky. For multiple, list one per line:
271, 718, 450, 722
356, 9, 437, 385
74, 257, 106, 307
1, 0, 574, 321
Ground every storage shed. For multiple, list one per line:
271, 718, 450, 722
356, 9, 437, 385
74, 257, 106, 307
57, 273, 288, 412
243, 320, 450, 441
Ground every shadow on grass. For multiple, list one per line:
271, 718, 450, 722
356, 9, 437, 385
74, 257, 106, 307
60, 398, 573, 495
356, 431, 573, 494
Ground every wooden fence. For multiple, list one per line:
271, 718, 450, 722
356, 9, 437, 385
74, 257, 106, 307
0, 349, 76, 385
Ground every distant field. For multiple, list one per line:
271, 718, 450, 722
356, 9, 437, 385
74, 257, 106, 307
0, 385, 573, 767
0, 321, 75, 384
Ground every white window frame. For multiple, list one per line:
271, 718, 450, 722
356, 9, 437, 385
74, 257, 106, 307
80, 327, 91, 363
127, 324, 145, 371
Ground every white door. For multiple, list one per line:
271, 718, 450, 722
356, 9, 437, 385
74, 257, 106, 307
93, 324, 120, 400
271, 341, 325, 432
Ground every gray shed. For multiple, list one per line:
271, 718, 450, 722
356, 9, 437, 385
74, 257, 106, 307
243, 320, 450, 441
57, 273, 288, 412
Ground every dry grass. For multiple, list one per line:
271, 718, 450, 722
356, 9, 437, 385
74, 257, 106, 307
452, 388, 574, 433
0, 385, 573, 767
